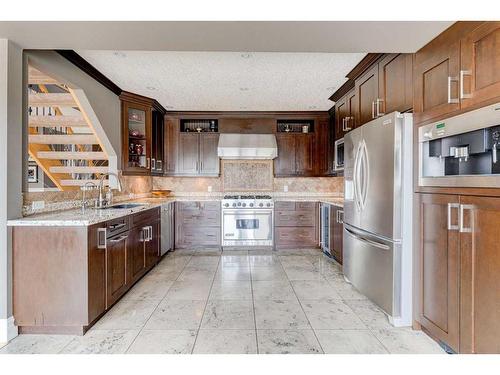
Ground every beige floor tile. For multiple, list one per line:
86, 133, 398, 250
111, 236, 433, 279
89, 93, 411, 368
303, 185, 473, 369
144, 299, 205, 330
201, 300, 255, 329
291, 280, 342, 300
252, 280, 297, 300
92, 299, 160, 330
127, 330, 197, 354
315, 329, 388, 354
257, 329, 322, 354
0, 334, 75, 354
165, 280, 212, 300
373, 328, 445, 354
254, 299, 310, 329
60, 330, 139, 354
301, 299, 366, 330
209, 280, 252, 300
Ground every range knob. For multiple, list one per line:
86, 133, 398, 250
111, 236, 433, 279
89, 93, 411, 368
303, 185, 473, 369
266, 203, 271, 207
224, 203, 229, 207
237, 202, 242, 207
232, 203, 237, 207
242, 203, 246, 207
249, 203, 254, 207
259, 203, 264, 207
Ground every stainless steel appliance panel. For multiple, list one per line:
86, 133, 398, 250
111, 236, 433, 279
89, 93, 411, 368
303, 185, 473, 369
222, 209, 273, 246
334, 138, 344, 171
343, 127, 362, 230
320, 203, 331, 255
160, 202, 174, 256
343, 224, 400, 316
356, 113, 401, 240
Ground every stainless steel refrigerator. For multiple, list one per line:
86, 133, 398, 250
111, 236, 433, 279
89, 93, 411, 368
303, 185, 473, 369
343, 112, 413, 327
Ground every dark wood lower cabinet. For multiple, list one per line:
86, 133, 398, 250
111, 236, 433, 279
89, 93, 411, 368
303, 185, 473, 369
105, 232, 129, 308
175, 201, 221, 249
275, 201, 318, 249
12, 207, 161, 335
418, 193, 500, 353
459, 196, 500, 354
418, 194, 460, 352
330, 205, 344, 264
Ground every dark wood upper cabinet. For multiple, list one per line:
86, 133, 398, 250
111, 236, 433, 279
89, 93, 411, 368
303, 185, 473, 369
417, 193, 460, 353
151, 110, 165, 175
120, 92, 166, 176
413, 21, 488, 125
334, 95, 348, 140
355, 63, 379, 127
164, 118, 179, 175
177, 133, 220, 176
274, 134, 296, 176
199, 133, 220, 175
378, 53, 413, 114
459, 195, 500, 354
460, 22, 500, 110
295, 134, 315, 175
316, 117, 332, 176
178, 133, 200, 175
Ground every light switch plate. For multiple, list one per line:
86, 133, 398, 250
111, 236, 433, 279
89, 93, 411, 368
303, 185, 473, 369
32, 200, 45, 210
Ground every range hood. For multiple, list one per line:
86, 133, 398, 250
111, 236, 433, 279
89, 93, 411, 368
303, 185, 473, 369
217, 133, 278, 160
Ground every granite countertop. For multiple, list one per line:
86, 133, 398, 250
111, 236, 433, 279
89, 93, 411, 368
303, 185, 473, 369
8, 195, 221, 227
8, 194, 343, 227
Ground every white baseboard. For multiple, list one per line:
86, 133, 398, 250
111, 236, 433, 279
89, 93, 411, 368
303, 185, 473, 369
0, 316, 18, 344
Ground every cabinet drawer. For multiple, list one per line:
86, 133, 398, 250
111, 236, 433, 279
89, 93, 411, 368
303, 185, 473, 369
131, 207, 160, 228
106, 217, 129, 237
178, 209, 220, 226
296, 202, 317, 211
177, 201, 220, 212
179, 225, 221, 247
275, 210, 316, 227
274, 201, 296, 211
275, 227, 317, 248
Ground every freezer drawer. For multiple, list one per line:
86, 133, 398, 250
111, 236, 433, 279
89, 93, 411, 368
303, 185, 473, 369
343, 224, 400, 317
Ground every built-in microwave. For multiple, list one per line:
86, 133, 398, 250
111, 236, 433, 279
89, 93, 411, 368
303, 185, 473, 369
334, 138, 344, 171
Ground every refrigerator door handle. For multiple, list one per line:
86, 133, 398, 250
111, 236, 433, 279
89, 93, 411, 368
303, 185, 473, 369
353, 142, 362, 211
344, 227, 390, 251
360, 140, 369, 210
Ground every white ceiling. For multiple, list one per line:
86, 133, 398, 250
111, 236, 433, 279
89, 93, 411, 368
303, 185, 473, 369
78, 51, 366, 111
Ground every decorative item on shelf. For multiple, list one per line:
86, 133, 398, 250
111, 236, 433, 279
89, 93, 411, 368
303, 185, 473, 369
210, 121, 216, 132
129, 143, 135, 153
134, 143, 144, 156
285, 124, 291, 132
151, 189, 171, 198
129, 129, 140, 137
196, 127, 202, 133
302, 125, 309, 133
129, 112, 143, 122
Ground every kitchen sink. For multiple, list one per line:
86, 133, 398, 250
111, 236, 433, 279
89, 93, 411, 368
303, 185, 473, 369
105, 203, 145, 209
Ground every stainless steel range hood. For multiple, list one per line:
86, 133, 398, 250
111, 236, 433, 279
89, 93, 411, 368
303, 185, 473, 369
217, 133, 278, 160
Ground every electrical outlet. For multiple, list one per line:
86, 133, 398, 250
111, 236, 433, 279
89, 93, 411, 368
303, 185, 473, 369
208, 185, 212, 192
284, 185, 288, 192
32, 200, 45, 210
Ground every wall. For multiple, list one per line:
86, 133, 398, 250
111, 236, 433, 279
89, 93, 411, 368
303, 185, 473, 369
153, 175, 344, 195
0, 39, 23, 342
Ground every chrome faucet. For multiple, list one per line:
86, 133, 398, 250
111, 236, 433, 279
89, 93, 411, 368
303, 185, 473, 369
81, 182, 97, 213
96, 172, 123, 209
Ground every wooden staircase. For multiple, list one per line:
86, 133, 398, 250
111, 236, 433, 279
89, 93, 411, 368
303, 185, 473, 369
28, 66, 111, 191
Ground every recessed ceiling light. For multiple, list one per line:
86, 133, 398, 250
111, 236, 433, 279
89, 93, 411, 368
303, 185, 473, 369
113, 51, 126, 58
239, 87, 250, 91
241, 53, 252, 59
146, 86, 156, 91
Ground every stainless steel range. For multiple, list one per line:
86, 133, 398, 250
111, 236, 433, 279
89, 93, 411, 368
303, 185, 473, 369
221, 195, 274, 247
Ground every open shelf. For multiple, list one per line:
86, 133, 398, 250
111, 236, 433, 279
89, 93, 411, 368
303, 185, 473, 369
276, 120, 314, 133
180, 119, 218, 133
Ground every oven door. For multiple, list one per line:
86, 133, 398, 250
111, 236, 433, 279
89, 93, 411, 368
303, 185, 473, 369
334, 138, 344, 171
222, 209, 273, 246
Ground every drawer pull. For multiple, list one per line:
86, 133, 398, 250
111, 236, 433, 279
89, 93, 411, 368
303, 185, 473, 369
109, 222, 126, 230
108, 234, 128, 243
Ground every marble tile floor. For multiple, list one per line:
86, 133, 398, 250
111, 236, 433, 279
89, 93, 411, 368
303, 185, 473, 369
0, 248, 444, 354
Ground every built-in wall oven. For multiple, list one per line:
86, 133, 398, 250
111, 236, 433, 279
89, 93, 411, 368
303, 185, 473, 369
221, 195, 274, 247
334, 138, 344, 171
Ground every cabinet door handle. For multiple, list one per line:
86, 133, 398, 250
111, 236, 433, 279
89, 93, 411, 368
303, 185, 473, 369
151, 158, 156, 170
146, 157, 151, 170
344, 117, 352, 132
109, 222, 126, 231
372, 101, 376, 119
97, 228, 107, 249
459, 204, 474, 233
140, 226, 148, 242
108, 234, 128, 243
448, 76, 460, 104
342, 118, 346, 131
460, 70, 472, 99
376, 98, 385, 117
447, 203, 460, 231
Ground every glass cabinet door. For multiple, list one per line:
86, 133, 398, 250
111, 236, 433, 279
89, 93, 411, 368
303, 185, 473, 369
125, 103, 151, 173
